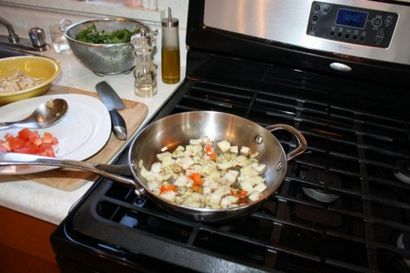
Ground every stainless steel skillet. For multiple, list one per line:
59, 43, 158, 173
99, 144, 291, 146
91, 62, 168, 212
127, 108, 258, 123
0, 111, 307, 223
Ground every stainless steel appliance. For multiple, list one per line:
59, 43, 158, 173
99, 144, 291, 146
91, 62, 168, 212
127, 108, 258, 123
51, 1, 410, 272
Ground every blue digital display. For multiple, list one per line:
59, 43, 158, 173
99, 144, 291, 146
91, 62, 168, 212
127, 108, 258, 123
336, 8, 368, 28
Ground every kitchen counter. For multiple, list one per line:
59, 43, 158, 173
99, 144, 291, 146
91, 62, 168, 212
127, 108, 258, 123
0, 49, 183, 225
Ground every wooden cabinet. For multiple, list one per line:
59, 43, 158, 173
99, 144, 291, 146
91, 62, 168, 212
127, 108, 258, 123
0, 207, 60, 273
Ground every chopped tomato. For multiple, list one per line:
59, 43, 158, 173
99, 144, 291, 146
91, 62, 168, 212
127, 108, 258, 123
0, 128, 58, 157
18, 128, 33, 141
0, 140, 9, 153
189, 172, 203, 186
38, 143, 56, 157
160, 184, 176, 194
26, 142, 41, 154
4, 133, 13, 142
29, 132, 42, 146
43, 132, 59, 145
7, 135, 26, 150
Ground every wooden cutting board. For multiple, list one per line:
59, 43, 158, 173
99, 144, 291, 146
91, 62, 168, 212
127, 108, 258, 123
0, 85, 148, 191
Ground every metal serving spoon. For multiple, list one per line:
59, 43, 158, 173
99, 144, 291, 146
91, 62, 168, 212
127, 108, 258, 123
0, 98, 68, 130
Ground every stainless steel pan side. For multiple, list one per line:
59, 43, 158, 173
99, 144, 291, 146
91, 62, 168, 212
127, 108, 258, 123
0, 111, 307, 223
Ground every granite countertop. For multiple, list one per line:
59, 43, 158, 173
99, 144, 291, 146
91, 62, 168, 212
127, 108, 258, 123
0, 48, 182, 225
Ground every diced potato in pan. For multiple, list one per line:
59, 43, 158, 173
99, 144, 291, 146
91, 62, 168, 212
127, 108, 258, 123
140, 138, 269, 209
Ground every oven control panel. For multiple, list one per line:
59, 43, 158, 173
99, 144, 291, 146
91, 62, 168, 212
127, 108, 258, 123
307, 1, 398, 48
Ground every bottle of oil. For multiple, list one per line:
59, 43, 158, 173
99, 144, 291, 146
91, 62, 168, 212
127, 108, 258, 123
161, 7, 180, 84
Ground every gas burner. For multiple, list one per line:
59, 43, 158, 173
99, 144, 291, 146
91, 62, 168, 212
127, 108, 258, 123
301, 169, 341, 203
396, 232, 410, 268
394, 160, 410, 184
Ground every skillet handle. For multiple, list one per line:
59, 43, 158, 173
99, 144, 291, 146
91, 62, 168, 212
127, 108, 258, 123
0, 152, 145, 196
266, 124, 307, 161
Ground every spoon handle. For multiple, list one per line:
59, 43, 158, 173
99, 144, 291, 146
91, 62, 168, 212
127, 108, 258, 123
0, 121, 32, 130
0, 121, 14, 130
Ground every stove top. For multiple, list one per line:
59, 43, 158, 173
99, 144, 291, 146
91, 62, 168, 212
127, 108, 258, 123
50, 2, 410, 272
52, 58, 410, 272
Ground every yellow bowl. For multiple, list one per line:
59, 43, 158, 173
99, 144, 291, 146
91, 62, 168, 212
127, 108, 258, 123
0, 56, 61, 104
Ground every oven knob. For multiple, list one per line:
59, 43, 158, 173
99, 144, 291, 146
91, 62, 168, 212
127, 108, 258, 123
385, 16, 393, 27
330, 62, 352, 72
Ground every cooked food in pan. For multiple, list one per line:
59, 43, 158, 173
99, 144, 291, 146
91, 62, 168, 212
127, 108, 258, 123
139, 137, 268, 209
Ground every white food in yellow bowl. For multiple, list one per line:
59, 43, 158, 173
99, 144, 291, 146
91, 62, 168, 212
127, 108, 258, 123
0, 56, 61, 104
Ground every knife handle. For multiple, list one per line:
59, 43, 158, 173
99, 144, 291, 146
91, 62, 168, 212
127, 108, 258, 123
109, 110, 127, 140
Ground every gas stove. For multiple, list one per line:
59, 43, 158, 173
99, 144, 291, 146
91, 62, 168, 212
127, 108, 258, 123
51, 1, 410, 272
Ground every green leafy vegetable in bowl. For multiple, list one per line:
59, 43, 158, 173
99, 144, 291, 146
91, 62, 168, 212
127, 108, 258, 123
75, 24, 140, 44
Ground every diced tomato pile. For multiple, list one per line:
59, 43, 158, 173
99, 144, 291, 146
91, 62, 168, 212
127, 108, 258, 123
0, 128, 59, 157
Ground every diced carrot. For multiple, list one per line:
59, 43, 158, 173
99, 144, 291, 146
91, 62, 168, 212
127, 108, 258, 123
204, 144, 213, 153
209, 152, 217, 160
204, 144, 217, 160
192, 184, 201, 193
160, 184, 177, 194
231, 189, 248, 199
189, 172, 203, 186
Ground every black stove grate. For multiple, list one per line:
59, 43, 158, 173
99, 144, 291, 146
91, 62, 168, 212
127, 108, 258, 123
82, 75, 410, 273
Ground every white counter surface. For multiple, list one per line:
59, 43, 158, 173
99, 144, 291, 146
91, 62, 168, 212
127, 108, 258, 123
0, 49, 182, 225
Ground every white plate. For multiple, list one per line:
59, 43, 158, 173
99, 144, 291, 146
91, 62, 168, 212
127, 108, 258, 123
0, 94, 111, 174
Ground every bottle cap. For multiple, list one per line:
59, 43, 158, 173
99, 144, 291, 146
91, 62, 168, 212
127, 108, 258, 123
161, 7, 178, 27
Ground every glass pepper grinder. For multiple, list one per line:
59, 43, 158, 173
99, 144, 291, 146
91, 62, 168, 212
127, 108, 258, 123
131, 29, 158, 97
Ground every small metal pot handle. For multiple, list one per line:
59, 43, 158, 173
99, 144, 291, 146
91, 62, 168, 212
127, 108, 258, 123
265, 124, 307, 161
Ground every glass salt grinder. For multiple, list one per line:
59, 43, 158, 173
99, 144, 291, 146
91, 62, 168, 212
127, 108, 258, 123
131, 29, 158, 97
161, 7, 180, 84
